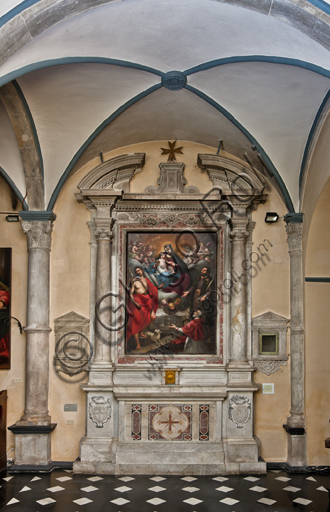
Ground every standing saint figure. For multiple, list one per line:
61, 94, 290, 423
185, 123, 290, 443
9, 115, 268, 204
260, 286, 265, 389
127, 266, 159, 350
182, 266, 214, 314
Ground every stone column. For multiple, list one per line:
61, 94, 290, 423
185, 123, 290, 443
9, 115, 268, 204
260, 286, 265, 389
245, 220, 255, 361
284, 214, 307, 468
8, 212, 56, 471
229, 216, 249, 364
88, 218, 97, 350
93, 213, 113, 365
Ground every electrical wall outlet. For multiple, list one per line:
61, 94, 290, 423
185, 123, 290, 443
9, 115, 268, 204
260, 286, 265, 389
66, 420, 74, 425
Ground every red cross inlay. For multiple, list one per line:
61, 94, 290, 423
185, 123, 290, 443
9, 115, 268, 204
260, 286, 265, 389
160, 411, 180, 433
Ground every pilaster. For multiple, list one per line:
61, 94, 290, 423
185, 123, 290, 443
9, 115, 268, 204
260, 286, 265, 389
284, 213, 307, 468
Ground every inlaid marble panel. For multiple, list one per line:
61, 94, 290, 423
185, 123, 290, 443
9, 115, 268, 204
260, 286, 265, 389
131, 404, 142, 441
148, 404, 192, 441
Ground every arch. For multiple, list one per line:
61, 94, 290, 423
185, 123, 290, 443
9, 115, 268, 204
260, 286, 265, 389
0, 80, 44, 210
299, 88, 330, 199
186, 85, 295, 213
46, 78, 294, 212
47, 83, 162, 210
0, 165, 28, 209
1, 0, 330, 70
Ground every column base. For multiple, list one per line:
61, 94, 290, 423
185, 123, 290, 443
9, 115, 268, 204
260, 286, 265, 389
226, 360, 255, 386
283, 424, 307, 468
8, 423, 56, 468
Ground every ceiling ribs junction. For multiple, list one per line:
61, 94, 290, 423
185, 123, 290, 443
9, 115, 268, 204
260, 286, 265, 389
0, 0, 330, 214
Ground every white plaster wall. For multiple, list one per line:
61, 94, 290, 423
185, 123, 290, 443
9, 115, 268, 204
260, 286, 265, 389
17, 65, 159, 207
0, 0, 22, 17
302, 107, 330, 258
251, 190, 291, 462
0, 101, 26, 198
189, 64, 330, 212
2, 0, 330, 81
50, 171, 91, 461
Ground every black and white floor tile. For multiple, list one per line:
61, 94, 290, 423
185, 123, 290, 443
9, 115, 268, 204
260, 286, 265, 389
0, 469, 329, 511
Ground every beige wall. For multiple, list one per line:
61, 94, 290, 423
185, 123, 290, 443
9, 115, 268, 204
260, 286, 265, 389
0, 175, 27, 463
305, 175, 330, 465
50, 170, 91, 461
251, 190, 291, 462
301, 106, 330, 262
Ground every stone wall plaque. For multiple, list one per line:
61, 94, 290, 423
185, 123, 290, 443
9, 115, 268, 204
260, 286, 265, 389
89, 396, 111, 428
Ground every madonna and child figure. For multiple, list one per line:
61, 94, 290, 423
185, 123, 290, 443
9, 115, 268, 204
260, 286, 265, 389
126, 233, 217, 355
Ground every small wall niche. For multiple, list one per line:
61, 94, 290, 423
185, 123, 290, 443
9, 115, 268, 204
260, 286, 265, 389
252, 312, 289, 375
259, 333, 279, 355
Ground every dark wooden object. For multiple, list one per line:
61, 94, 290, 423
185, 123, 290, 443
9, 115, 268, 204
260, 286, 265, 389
0, 390, 7, 471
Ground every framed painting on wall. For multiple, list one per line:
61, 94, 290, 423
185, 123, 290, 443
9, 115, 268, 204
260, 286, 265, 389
0, 248, 11, 369
125, 232, 219, 356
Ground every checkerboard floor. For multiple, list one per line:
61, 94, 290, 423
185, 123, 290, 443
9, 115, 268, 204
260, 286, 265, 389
0, 469, 329, 511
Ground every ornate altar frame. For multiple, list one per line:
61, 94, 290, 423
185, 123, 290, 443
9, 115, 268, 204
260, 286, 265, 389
74, 154, 267, 474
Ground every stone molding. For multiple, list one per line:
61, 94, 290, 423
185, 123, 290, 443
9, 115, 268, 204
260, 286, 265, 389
228, 395, 251, 429
89, 396, 112, 428
252, 311, 289, 370
230, 229, 249, 242
253, 359, 288, 376
133, 211, 202, 228
78, 153, 145, 192
162, 71, 187, 90
94, 218, 114, 241
144, 162, 199, 194
197, 154, 265, 190
21, 219, 53, 251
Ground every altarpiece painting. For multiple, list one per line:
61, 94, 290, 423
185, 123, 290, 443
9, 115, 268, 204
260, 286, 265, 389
126, 232, 218, 356
0, 248, 11, 369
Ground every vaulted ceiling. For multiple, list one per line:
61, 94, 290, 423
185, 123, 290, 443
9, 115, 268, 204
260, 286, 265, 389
1, 0, 330, 215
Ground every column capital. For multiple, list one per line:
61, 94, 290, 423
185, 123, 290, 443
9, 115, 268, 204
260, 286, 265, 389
284, 212, 303, 224
76, 190, 123, 214
230, 229, 249, 242
230, 217, 249, 242
285, 222, 303, 253
21, 218, 54, 251
94, 218, 114, 241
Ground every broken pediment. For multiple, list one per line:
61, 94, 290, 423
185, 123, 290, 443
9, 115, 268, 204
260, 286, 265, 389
77, 153, 145, 193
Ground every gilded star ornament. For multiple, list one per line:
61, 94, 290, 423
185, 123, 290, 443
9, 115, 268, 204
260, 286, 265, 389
160, 141, 183, 161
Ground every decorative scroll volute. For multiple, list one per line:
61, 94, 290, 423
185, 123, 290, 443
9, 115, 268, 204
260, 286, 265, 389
21, 220, 53, 251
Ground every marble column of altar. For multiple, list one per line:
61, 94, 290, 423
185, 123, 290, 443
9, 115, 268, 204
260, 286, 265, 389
8, 212, 56, 471
74, 194, 121, 474
283, 214, 307, 468
224, 211, 264, 472
229, 215, 249, 365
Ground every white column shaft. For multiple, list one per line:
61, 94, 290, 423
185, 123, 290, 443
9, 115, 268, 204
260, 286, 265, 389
94, 217, 113, 363
230, 218, 249, 362
20, 219, 53, 425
